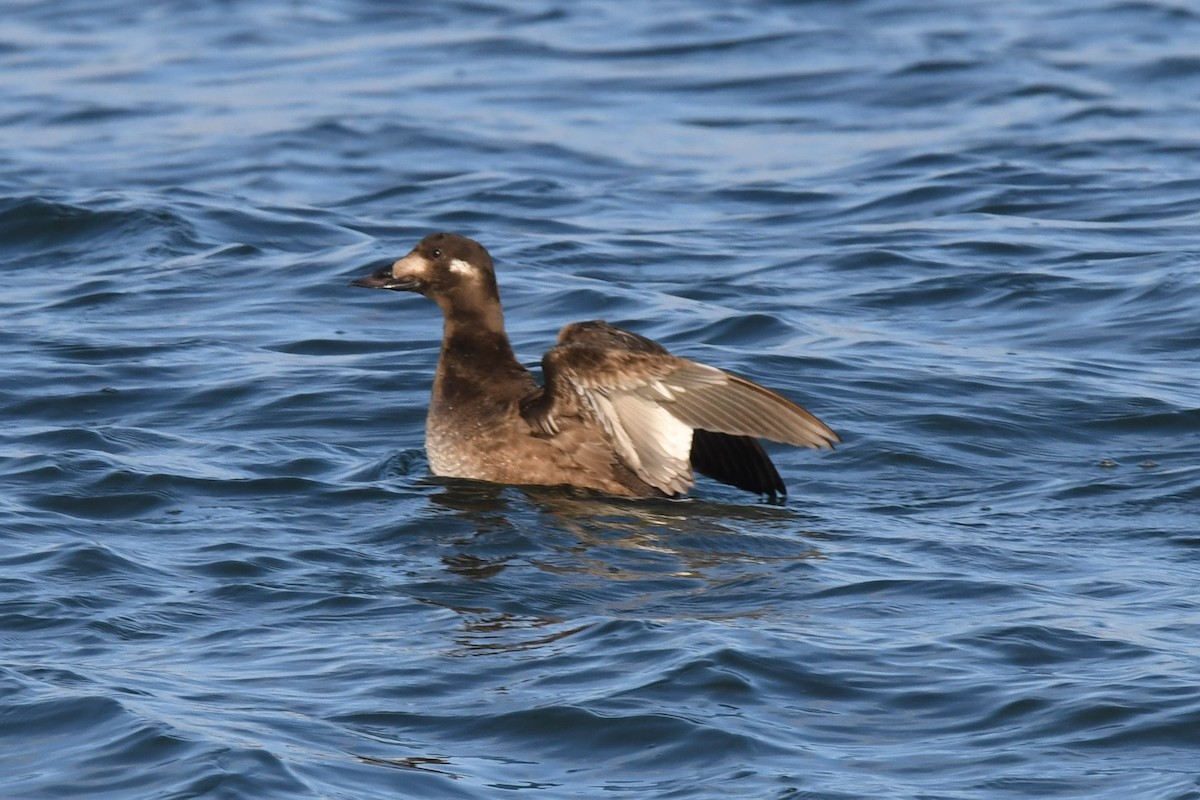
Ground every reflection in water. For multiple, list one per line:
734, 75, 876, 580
413, 477, 828, 656
441, 552, 509, 580
413, 594, 591, 656
425, 477, 826, 575
358, 754, 459, 777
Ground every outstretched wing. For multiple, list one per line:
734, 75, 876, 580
520, 321, 838, 497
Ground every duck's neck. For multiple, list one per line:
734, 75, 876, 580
433, 303, 529, 406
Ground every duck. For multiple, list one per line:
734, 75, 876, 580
351, 232, 838, 500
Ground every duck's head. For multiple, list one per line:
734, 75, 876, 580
351, 232, 501, 312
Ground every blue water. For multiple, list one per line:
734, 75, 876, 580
3, 1, 1199, 797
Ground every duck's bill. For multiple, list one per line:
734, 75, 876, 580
350, 267, 420, 291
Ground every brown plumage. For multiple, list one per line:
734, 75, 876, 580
351, 232, 838, 499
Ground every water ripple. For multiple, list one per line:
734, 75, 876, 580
3, 0, 1199, 798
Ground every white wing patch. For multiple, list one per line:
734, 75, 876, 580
584, 387, 695, 495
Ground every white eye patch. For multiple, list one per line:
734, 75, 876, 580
448, 258, 474, 276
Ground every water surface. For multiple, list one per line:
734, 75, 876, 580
2, 1, 1199, 798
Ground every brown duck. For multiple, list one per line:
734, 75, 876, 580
351, 233, 838, 499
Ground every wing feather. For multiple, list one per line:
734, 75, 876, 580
691, 430, 786, 499
519, 320, 837, 496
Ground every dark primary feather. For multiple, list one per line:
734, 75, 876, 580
691, 429, 787, 500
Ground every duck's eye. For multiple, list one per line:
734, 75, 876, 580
431, 248, 442, 259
